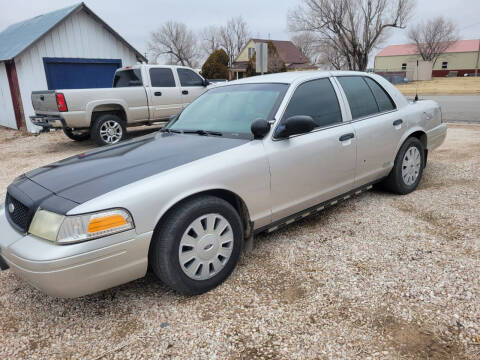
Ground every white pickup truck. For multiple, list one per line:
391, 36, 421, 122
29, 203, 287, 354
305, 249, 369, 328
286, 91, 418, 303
31, 65, 211, 145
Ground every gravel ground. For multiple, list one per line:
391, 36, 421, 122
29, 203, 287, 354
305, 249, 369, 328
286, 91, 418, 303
0, 124, 479, 359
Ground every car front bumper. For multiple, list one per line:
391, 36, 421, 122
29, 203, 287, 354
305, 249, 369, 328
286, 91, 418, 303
0, 207, 151, 298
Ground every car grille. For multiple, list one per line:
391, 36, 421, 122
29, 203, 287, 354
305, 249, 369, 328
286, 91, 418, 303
5, 193, 33, 232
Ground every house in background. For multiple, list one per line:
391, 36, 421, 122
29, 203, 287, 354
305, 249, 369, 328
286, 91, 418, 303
230, 38, 315, 79
0, 2, 146, 132
375, 39, 480, 80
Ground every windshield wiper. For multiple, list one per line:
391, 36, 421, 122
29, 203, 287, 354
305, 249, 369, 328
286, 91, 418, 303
182, 129, 223, 136
160, 128, 182, 134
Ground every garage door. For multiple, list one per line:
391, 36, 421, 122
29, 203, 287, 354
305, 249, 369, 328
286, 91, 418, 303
43, 57, 122, 90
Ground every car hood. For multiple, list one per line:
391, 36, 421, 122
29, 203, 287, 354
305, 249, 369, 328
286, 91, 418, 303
25, 132, 249, 204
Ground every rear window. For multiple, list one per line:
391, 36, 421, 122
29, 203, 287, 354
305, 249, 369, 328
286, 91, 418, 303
113, 69, 143, 87
150, 68, 176, 87
337, 76, 379, 119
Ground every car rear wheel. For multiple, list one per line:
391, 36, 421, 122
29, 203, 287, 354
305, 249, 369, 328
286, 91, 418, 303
62, 128, 90, 141
382, 137, 425, 194
149, 195, 244, 294
91, 114, 126, 146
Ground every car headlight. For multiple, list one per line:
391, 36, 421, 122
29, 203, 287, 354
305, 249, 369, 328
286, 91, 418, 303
29, 208, 134, 244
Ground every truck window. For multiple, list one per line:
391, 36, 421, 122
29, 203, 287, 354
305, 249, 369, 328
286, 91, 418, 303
150, 68, 176, 87
177, 68, 204, 87
113, 69, 143, 87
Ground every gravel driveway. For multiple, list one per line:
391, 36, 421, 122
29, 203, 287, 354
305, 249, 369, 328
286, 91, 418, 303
0, 124, 479, 359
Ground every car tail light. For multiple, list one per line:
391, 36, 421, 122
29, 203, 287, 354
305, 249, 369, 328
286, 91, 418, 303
56, 93, 68, 112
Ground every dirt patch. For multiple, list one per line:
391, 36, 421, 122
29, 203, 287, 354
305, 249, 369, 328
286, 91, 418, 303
373, 315, 466, 359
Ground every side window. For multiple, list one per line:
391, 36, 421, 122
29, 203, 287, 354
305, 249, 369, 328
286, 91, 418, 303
177, 68, 204, 86
337, 76, 378, 119
442, 61, 448, 69
364, 77, 396, 112
282, 78, 342, 128
401, 63, 407, 70
113, 69, 142, 88
150, 68, 176, 87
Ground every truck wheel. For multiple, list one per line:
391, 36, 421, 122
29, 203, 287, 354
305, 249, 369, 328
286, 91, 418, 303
91, 114, 126, 146
382, 137, 425, 195
149, 195, 244, 295
63, 128, 90, 141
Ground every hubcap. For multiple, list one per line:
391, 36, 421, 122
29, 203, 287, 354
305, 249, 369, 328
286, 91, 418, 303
401, 146, 421, 186
178, 214, 233, 280
99, 120, 122, 144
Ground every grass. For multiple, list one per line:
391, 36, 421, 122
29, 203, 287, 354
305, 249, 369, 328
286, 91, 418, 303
395, 76, 480, 96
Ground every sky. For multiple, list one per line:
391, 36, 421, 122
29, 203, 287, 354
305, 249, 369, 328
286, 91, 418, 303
1, 0, 480, 66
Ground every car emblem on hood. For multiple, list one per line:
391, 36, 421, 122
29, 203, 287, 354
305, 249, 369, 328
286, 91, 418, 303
8, 202, 15, 214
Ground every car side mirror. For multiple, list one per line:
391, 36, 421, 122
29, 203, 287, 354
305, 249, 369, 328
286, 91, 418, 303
276, 115, 316, 138
251, 118, 271, 139
202, 78, 210, 86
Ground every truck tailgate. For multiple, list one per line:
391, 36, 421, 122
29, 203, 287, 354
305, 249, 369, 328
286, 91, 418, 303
31, 91, 57, 114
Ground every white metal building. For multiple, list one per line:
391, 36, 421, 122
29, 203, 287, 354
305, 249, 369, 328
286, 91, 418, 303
0, 2, 146, 132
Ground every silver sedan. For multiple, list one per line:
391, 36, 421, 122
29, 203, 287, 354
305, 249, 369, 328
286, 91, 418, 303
0, 71, 447, 297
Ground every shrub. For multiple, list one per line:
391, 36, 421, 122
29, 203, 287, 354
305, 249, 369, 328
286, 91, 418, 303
201, 49, 229, 79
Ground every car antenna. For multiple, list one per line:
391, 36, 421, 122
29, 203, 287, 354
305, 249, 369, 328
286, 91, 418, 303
414, 60, 419, 102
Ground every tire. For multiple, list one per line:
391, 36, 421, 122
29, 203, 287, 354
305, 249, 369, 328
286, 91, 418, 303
382, 137, 425, 195
149, 195, 244, 295
62, 128, 90, 141
91, 114, 126, 146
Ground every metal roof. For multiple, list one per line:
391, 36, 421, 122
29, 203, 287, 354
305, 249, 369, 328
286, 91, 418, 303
0, 2, 146, 62
377, 39, 480, 57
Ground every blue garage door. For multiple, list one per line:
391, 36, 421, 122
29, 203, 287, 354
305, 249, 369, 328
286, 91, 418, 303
43, 58, 122, 90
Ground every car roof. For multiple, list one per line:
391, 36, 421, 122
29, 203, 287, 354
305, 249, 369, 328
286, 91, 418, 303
228, 70, 371, 85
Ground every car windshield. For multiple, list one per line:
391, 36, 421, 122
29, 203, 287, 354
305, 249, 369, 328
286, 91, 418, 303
166, 83, 288, 137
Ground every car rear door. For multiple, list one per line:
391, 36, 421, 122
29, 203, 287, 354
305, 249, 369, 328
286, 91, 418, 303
176, 68, 207, 108
147, 67, 182, 120
264, 77, 357, 222
335, 75, 405, 186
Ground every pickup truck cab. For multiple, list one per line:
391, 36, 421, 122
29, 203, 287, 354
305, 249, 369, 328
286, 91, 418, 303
30, 65, 211, 145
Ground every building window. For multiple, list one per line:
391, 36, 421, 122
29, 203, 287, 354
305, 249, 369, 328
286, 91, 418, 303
442, 61, 448, 69
401, 63, 407, 70
248, 47, 255, 59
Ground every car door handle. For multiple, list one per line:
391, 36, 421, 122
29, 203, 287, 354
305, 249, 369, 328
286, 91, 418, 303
182, 90, 189, 95
339, 133, 354, 141
154, 91, 162, 96
393, 119, 403, 126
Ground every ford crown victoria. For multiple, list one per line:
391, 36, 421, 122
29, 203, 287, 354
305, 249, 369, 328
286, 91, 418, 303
0, 71, 447, 297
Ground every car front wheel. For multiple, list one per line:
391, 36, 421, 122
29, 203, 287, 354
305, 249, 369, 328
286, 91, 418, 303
149, 195, 244, 294
382, 137, 425, 194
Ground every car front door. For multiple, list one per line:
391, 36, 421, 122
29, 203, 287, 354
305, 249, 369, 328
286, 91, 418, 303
264, 77, 357, 222
176, 68, 207, 108
148, 67, 182, 120
335, 76, 405, 186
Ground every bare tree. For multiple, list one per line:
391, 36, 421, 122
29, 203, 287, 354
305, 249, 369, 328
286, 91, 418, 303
288, 0, 414, 71
148, 21, 199, 67
200, 25, 221, 58
317, 40, 349, 70
291, 32, 321, 64
408, 16, 459, 66
220, 16, 250, 66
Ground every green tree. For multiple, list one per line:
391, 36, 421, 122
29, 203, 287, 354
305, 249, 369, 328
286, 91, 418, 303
245, 42, 287, 77
201, 49, 229, 79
